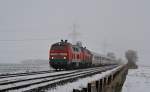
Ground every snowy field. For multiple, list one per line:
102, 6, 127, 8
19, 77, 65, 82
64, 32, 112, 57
122, 66, 150, 92
0, 64, 52, 74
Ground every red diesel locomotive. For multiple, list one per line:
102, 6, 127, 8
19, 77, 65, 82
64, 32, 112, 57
49, 40, 92, 69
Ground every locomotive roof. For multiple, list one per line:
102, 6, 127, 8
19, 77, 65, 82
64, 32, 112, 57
51, 40, 92, 54
79, 47, 91, 54
52, 41, 71, 46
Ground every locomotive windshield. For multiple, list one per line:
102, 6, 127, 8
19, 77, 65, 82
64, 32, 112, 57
51, 45, 67, 50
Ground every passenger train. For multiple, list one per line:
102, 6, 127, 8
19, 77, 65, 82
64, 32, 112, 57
49, 40, 116, 70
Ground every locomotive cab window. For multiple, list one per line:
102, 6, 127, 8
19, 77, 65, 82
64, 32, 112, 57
51, 45, 67, 50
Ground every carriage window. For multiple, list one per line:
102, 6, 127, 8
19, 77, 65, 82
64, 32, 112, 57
73, 47, 76, 52
77, 54, 80, 59
76, 48, 79, 52
74, 54, 76, 59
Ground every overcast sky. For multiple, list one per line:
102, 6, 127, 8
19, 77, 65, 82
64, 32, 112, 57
0, 0, 149, 65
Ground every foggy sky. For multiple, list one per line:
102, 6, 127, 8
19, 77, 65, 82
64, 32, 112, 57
0, 0, 149, 65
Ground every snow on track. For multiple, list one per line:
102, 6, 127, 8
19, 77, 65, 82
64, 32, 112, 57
0, 70, 77, 85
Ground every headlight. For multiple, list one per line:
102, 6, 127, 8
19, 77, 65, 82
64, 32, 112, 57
51, 57, 54, 59
64, 57, 66, 59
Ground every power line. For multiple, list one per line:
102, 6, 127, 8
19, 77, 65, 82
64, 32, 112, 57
0, 38, 52, 42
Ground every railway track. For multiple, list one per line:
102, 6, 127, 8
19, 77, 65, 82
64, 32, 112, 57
0, 70, 55, 79
0, 65, 118, 92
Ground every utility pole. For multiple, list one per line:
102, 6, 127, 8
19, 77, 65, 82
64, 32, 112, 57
70, 23, 80, 44
102, 40, 108, 55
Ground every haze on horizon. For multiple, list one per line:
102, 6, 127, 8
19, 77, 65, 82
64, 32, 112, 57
0, 0, 149, 65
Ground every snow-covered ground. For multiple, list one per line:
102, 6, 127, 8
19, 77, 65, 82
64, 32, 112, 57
0, 64, 52, 74
122, 66, 150, 92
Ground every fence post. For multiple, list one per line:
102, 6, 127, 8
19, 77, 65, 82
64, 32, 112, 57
82, 88, 87, 92
88, 83, 91, 92
99, 79, 103, 92
96, 81, 99, 92
73, 89, 80, 92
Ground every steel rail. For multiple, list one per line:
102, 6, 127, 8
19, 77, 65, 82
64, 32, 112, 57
0, 70, 54, 79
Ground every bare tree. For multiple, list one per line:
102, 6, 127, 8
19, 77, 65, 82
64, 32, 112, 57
125, 50, 138, 62
125, 50, 138, 69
